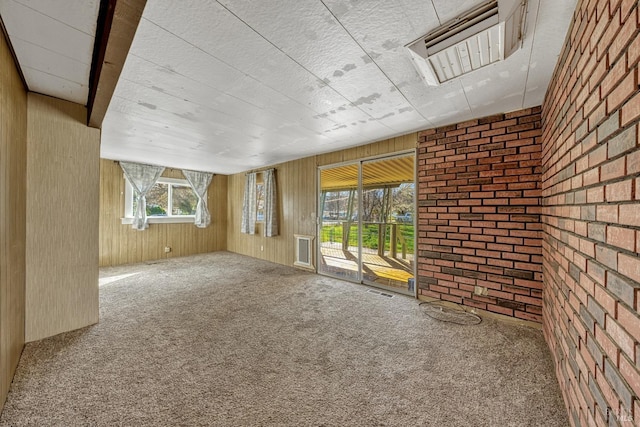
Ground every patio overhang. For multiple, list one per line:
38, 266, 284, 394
320, 156, 414, 191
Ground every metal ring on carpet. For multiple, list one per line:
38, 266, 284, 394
418, 301, 482, 325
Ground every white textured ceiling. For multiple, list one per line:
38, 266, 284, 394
1, 0, 577, 174
0, 0, 100, 104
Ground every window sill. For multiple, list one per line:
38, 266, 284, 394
121, 217, 195, 225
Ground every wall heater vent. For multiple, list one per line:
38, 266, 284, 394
407, 0, 527, 85
294, 234, 314, 270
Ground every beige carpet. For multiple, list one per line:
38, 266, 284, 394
0, 252, 568, 426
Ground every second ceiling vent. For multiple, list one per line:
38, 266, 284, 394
407, 0, 527, 86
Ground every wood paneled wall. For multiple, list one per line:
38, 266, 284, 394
0, 31, 27, 413
227, 156, 317, 264
227, 134, 416, 267
26, 94, 101, 342
316, 133, 416, 166
99, 159, 227, 266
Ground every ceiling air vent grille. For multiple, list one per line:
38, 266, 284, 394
407, 0, 527, 85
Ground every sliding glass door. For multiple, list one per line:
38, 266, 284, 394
318, 153, 416, 295
361, 155, 415, 293
318, 163, 361, 282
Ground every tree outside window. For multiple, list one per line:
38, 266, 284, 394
131, 180, 198, 217
256, 181, 265, 222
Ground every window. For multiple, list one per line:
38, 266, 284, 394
123, 176, 200, 224
256, 181, 265, 222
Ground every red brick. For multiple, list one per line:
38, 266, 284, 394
619, 354, 640, 397
600, 156, 626, 181
591, 102, 610, 132
609, 6, 639, 63
621, 90, 640, 126
589, 58, 608, 93
607, 225, 636, 251
514, 310, 541, 322
606, 315, 636, 359
597, 204, 619, 222
608, 125, 637, 158
418, 129, 437, 138
608, 71, 638, 114
628, 31, 640, 68
617, 303, 640, 342
420, 290, 441, 299
630, 149, 640, 174
594, 6, 615, 50
595, 324, 620, 362
417, 108, 542, 323
441, 294, 463, 304
487, 289, 515, 300
619, 204, 640, 226
583, 167, 601, 185
491, 119, 518, 129
487, 304, 514, 316
587, 186, 605, 202
597, 237, 619, 267
618, 252, 640, 283
605, 179, 633, 201
515, 294, 542, 305
601, 55, 627, 97
595, 285, 617, 314
621, 0, 636, 20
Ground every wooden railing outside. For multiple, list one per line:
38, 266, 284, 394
333, 221, 412, 259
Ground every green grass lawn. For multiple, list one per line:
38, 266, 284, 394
320, 222, 414, 253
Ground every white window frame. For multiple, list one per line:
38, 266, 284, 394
122, 175, 202, 224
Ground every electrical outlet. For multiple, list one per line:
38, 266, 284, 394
164, 246, 171, 253
260, 245, 264, 251
474, 286, 488, 296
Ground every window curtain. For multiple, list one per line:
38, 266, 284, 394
263, 169, 278, 237
120, 161, 165, 230
182, 169, 213, 228
241, 172, 257, 234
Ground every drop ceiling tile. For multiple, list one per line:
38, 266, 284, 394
22, 67, 87, 104
12, 0, 99, 35
430, 0, 485, 23
139, 1, 365, 119
11, 38, 90, 85
102, 106, 335, 174
324, 0, 440, 49
216, 0, 414, 123
108, 92, 273, 145
97, 0, 577, 172
114, 58, 372, 143
117, 9, 388, 145
126, 19, 246, 91
523, 0, 577, 107
217, 0, 365, 80
102, 110, 255, 173
457, 0, 539, 118
321, 0, 472, 127
371, 107, 430, 132
0, 0, 95, 64
459, 56, 528, 118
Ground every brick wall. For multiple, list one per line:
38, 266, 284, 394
541, 0, 640, 425
417, 107, 543, 322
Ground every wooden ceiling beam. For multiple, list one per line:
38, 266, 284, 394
87, 0, 146, 128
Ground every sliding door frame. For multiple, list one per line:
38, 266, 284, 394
317, 149, 417, 298
360, 152, 416, 297
317, 159, 362, 284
